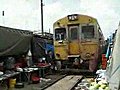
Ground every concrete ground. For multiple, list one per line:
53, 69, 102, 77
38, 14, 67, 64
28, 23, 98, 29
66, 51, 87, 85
4, 74, 66, 90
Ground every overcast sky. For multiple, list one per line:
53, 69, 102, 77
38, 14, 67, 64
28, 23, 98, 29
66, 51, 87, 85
0, 0, 120, 39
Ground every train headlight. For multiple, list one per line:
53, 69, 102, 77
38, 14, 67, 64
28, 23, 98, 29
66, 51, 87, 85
56, 53, 60, 58
58, 40, 63, 44
85, 53, 91, 58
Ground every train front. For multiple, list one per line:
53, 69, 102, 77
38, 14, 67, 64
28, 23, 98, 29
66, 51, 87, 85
53, 14, 103, 72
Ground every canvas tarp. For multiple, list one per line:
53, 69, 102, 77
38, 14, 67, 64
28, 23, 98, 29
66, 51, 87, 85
0, 26, 33, 57
32, 35, 46, 60
107, 26, 120, 90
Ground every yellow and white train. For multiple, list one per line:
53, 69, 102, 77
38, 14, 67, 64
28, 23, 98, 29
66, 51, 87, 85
53, 14, 104, 72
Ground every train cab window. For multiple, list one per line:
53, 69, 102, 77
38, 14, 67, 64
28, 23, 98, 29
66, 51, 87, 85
55, 28, 66, 41
82, 25, 94, 39
69, 26, 79, 40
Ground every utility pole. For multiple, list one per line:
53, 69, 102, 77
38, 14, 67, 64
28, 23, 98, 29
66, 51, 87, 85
41, 0, 44, 35
2, 11, 5, 25
49, 28, 50, 33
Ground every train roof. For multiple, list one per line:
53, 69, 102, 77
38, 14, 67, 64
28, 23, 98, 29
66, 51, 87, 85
53, 14, 103, 35
53, 14, 98, 25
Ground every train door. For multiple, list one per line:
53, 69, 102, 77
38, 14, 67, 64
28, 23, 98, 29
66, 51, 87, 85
68, 25, 80, 55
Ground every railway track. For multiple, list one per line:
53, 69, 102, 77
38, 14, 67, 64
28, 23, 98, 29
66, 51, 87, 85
36, 69, 95, 90
45, 75, 83, 90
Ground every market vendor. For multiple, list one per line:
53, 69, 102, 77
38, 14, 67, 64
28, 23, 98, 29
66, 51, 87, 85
3, 57, 15, 74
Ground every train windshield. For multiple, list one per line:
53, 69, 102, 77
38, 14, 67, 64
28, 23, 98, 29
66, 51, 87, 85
55, 28, 66, 40
69, 26, 79, 40
81, 25, 94, 39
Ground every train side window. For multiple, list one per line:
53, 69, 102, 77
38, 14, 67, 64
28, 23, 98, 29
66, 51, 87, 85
55, 28, 66, 41
81, 25, 94, 39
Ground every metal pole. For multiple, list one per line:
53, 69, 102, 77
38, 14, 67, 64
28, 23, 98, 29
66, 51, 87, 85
49, 28, 50, 33
41, 0, 44, 35
2, 11, 5, 25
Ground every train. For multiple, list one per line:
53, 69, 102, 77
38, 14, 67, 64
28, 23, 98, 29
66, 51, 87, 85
53, 14, 104, 72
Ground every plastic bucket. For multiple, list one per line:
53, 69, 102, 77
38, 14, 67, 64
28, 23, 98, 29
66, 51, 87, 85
102, 54, 107, 69
9, 78, 16, 88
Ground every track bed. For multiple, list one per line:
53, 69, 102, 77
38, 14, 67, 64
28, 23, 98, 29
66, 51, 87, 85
45, 75, 83, 90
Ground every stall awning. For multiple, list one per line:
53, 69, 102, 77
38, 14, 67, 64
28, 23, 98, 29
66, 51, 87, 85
0, 26, 33, 57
